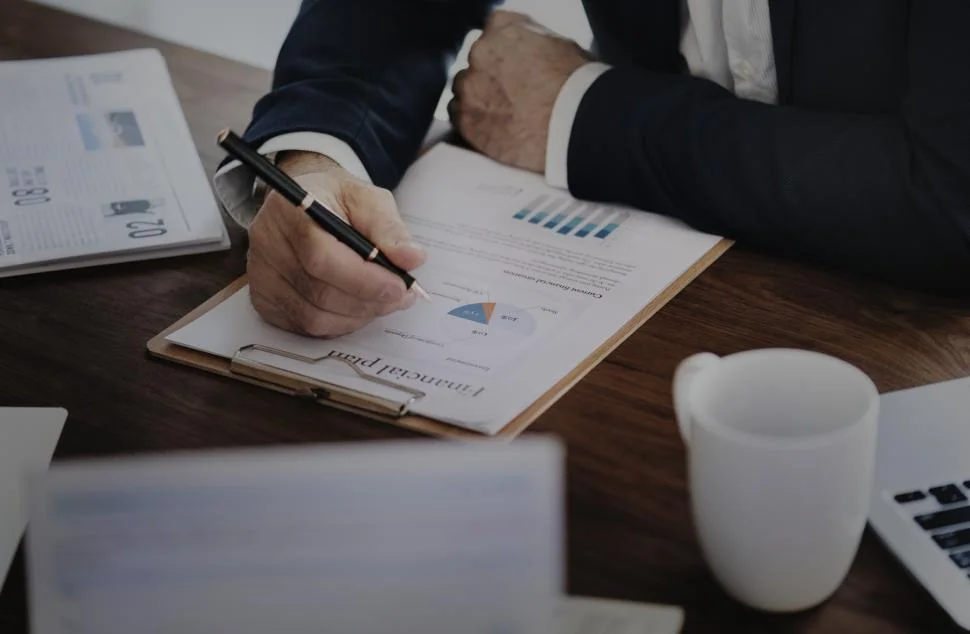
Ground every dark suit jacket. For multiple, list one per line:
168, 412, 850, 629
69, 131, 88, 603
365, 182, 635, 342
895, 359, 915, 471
242, 0, 970, 292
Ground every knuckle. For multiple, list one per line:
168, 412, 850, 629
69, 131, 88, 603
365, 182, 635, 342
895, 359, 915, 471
455, 72, 476, 99
300, 246, 330, 281
358, 272, 393, 302
337, 178, 364, 206
468, 39, 489, 66
294, 222, 330, 279
486, 9, 524, 31
306, 280, 333, 308
296, 304, 334, 337
372, 187, 397, 211
485, 9, 509, 30
452, 68, 467, 87
374, 214, 406, 242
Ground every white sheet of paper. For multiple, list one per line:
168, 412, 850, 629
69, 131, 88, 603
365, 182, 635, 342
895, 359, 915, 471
27, 438, 564, 634
0, 49, 229, 276
558, 596, 683, 634
166, 144, 724, 434
0, 407, 66, 584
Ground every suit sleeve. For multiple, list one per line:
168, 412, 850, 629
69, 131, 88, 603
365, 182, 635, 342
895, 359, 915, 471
565, 1, 970, 293
242, 0, 498, 189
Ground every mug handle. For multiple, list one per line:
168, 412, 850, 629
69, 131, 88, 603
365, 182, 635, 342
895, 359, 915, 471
672, 353, 721, 444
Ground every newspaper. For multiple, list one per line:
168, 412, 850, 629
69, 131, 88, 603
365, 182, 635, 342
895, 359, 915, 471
0, 49, 229, 276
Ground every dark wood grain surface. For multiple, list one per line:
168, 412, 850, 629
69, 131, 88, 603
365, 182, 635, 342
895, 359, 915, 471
2, 1, 969, 632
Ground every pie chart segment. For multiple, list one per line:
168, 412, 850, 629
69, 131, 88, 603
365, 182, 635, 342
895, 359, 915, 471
445, 302, 536, 339
448, 302, 490, 325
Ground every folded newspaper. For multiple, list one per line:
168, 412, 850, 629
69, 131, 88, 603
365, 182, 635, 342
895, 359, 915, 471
0, 49, 229, 277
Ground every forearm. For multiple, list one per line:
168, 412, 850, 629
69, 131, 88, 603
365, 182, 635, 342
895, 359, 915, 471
566, 68, 970, 292
243, 0, 497, 188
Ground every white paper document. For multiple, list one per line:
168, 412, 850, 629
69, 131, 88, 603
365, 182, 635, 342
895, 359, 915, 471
0, 49, 229, 276
27, 438, 564, 634
0, 407, 66, 585
557, 596, 683, 634
167, 144, 724, 434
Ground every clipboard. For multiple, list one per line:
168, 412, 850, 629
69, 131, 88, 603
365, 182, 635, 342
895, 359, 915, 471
148, 240, 732, 440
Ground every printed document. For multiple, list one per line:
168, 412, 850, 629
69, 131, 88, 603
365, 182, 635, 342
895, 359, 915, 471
557, 597, 683, 634
0, 408, 66, 585
167, 144, 724, 434
0, 49, 229, 276
27, 439, 563, 634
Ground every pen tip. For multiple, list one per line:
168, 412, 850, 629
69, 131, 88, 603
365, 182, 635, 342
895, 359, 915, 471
216, 128, 230, 144
412, 283, 432, 302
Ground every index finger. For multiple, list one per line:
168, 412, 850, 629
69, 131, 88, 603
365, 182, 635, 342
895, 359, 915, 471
291, 212, 407, 303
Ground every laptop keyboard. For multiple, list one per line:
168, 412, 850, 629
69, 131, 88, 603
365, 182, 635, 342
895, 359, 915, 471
895, 480, 970, 577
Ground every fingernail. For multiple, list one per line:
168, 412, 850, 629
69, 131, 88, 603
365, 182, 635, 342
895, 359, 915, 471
401, 293, 418, 309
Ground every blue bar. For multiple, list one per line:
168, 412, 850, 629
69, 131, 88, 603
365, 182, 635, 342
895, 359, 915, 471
557, 215, 584, 235
572, 209, 604, 238
543, 202, 579, 229
543, 212, 568, 229
571, 207, 610, 237
594, 210, 629, 239
593, 223, 618, 239
513, 208, 530, 220
557, 208, 593, 235
529, 199, 563, 224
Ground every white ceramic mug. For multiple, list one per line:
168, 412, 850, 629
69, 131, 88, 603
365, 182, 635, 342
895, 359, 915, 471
673, 348, 879, 612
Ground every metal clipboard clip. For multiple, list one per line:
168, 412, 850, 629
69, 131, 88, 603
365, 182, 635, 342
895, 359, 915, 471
229, 344, 425, 418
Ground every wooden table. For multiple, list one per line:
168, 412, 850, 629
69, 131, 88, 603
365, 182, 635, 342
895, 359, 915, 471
2, 1, 969, 632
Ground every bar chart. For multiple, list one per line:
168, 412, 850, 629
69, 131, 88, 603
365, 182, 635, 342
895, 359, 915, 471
511, 197, 629, 241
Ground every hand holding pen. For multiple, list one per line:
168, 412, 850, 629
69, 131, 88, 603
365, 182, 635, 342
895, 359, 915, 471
218, 129, 429, 337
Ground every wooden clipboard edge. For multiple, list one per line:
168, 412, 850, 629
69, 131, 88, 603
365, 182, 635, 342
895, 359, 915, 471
147, 238, 733, 440
494, 237, 734, 436
147, 278, 492, 440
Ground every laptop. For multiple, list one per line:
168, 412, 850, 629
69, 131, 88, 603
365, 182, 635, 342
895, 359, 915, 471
869, 376, 970, 630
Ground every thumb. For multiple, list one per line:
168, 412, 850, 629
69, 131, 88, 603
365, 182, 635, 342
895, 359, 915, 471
340, 181, 426, 271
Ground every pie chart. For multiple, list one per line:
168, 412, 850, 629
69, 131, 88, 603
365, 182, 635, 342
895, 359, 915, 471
443, 302, 536, 343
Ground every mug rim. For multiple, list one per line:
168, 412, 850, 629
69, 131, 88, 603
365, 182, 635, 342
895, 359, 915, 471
689, 348, 879, 448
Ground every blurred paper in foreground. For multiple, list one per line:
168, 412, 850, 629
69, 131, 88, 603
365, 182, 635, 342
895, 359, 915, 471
26, 438, 562, 634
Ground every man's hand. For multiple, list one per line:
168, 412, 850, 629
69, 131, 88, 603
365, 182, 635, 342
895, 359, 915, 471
246, 151, 426, 337
448, 10, 591, 173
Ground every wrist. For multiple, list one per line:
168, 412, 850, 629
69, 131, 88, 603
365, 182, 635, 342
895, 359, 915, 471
276, 150, 341, 178
545, 62, 612, 189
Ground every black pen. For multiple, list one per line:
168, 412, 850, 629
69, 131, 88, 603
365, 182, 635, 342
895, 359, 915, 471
217, 128, 430, 302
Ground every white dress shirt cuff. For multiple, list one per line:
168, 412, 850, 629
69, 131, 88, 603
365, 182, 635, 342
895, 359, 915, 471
212, 132, 372, 229
545, 62, 612, 190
